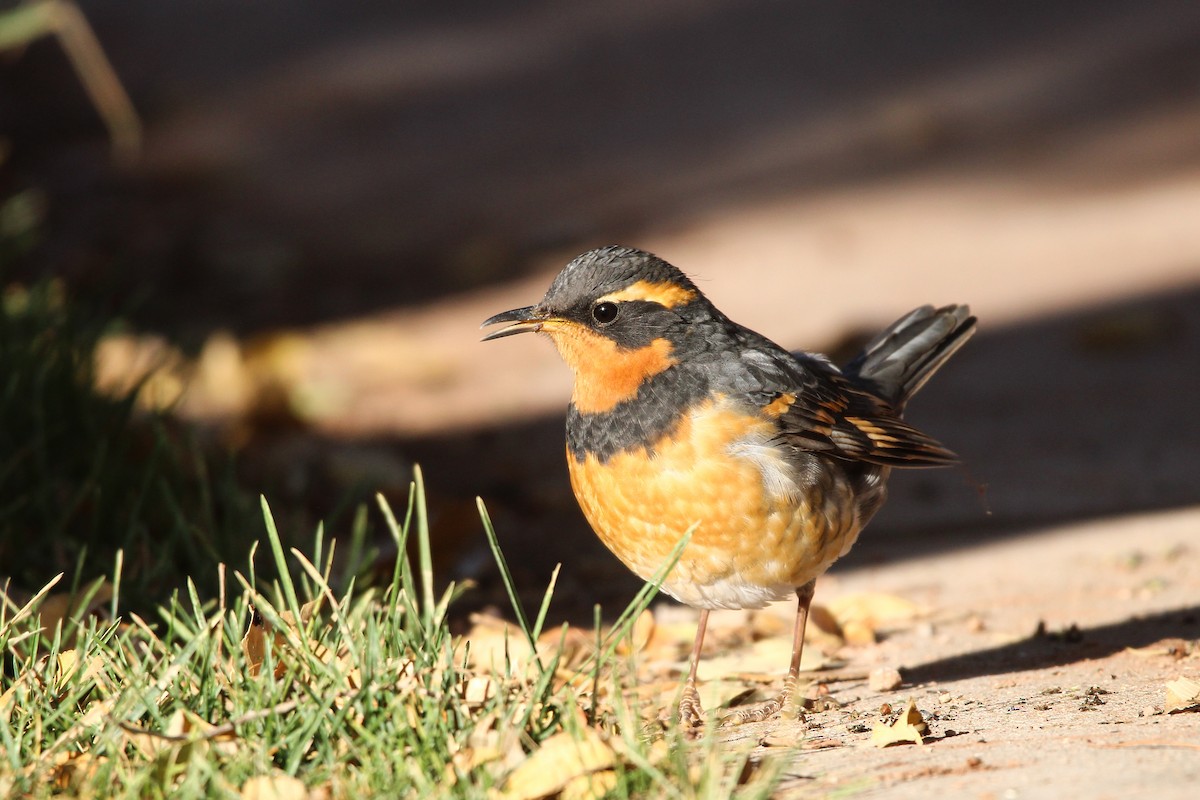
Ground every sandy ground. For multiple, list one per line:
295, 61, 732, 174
717, 507, 1200, 799
6, 2, 1200, 797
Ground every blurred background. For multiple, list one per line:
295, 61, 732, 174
2, 0, 1199, 614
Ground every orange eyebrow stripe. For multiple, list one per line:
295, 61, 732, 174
599, 280, 697, 309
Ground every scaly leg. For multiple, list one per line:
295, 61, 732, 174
727, 580, 816, 725
677, 609, 710, 729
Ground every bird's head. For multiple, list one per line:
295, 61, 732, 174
482, 245, 709, 413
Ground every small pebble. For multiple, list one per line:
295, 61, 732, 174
869, 666, 903, 692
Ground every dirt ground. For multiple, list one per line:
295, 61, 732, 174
715, 508, 1200, 799
5, 1, 1200, 797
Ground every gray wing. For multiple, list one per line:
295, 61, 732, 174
734, 334, 959, 468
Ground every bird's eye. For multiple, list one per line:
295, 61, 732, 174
591, 302, 619, 325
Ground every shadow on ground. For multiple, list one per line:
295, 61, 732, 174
904, 605, 1200, 685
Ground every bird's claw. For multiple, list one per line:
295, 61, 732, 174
721, 686, 800, 726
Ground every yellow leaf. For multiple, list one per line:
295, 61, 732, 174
826, 592, 922, 629
0, 680, 20, 720
76, 693, 119, 732
241, 773, 308, 800
807, 603, 845, 640
462, 613, 538, 673
165, 708, 188, 738
500, 729, 617, 800
619, 608, 656, 655
841, 620, 876, 646
54, 650, 105, 690
56, 650, 79, 677
870, 699, 928, 748
1165, 676, 1200, 713
561, 769, 618, 800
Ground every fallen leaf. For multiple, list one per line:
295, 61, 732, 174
539, 626, 593, 673
0, 679, 24, 721
807, 604, 845, 641
468, 711, 527, 777
241, 773, 308, 800
746, 605, 843, 650
1165, 677, 1200, 713
561, 769, 618, 800
841, 620, 877, 646
499, 729, 617, 800
461, 613, 539, 674
630, 609, 657, 653
749, 610, 790, 640
241, 600, 323, 679
827, 592, 922, 630
54, 650, 106, 692
241, 619, 276, 678
871, 699, 928, 748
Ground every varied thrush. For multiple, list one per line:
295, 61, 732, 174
482, 245, 975, 728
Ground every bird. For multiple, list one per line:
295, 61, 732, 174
481, 245, 975, 728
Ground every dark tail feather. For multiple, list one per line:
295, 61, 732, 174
844, 304, 976, 408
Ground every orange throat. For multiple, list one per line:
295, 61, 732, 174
546, 324, 677, 414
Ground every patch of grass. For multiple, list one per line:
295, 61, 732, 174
0, 199, 785, 797
1, 474, 784, 799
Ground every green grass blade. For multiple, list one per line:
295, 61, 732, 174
260, 495, 302, 622
475, 496, 538, 656
530, 563, 560, 643
290, 546, 360, 667
376, 492, 421, 636
412, 465, 435, 630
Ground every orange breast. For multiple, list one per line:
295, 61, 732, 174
567, 398, 862, 610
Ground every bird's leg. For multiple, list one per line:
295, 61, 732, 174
677, 609, 710, 729
726, 580, 816, 725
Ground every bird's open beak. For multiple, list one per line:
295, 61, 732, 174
480, 305, 544, 341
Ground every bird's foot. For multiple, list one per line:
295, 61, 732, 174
721, 684, 801, 727
678, 683, 705, 733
